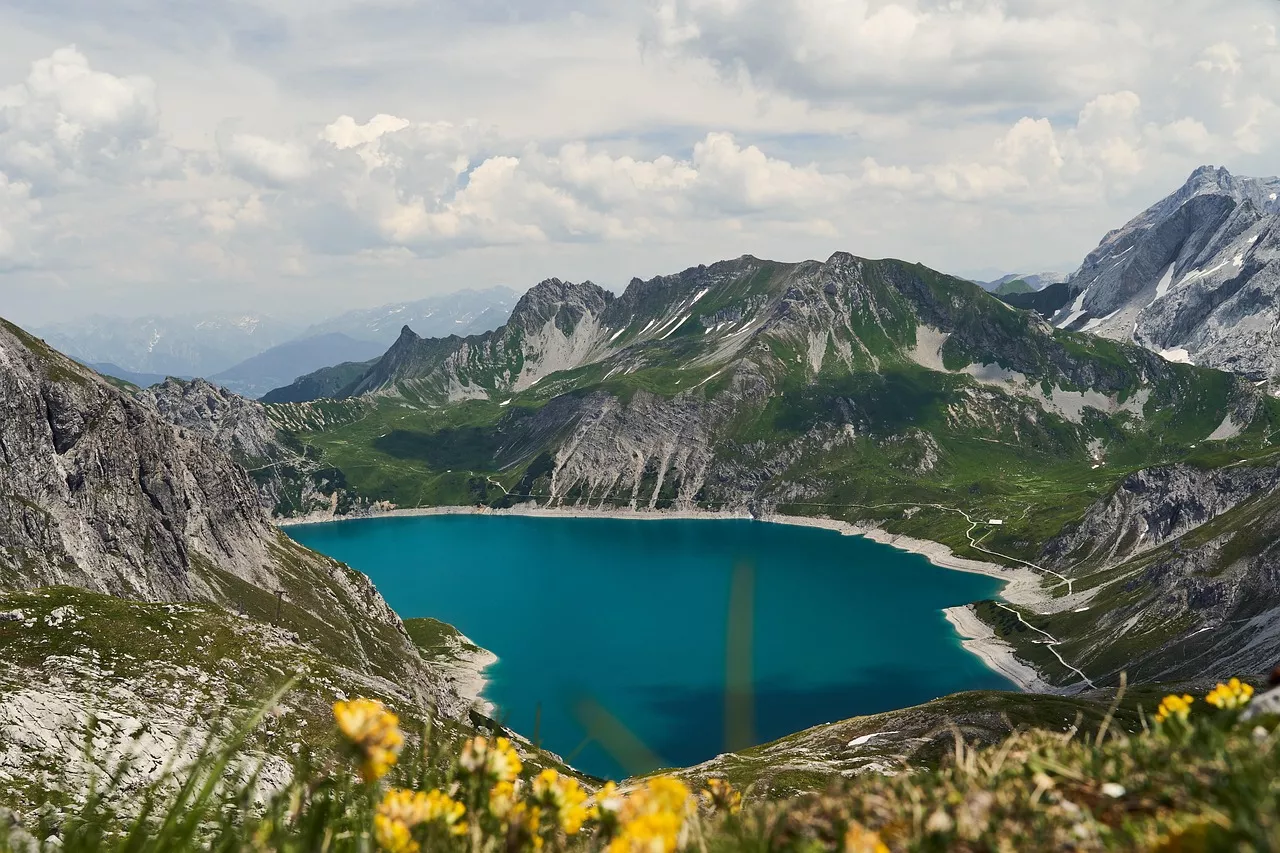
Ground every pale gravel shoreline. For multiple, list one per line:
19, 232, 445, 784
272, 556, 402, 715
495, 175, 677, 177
277, 504, 1056, 696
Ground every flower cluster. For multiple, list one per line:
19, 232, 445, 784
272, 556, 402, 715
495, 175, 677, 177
1154, 693, 1194, 724
532, 769, 593, 835
605, 777, 695, 853
459, 734, 522, 784
374, 789, 467, 853
333, 699, 404, 782
700, 778, 742, 815
1206, 677, 1254, 710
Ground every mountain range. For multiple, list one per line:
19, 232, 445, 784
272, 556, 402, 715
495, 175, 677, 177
258, 237, 1280, 692
32, 288, 518, 398
998, 166, 1280, 382
976, 272, 1068, 295
7, 164, 1280, 817
34, 313, 301, 379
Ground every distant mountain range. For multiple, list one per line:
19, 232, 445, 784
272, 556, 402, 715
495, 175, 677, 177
975, 272, 1068, 295
35, 313, 301, 379
76, 361, 183, 389
208, 332, 387, 398
34, 287, 518, 398
300, 287, 518, 346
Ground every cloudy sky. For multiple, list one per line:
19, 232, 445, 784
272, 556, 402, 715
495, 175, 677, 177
1, 0, 1278, 325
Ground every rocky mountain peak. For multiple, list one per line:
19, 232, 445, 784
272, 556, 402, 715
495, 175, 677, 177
504, 279, 614, 343
1048, 165, 1280, 380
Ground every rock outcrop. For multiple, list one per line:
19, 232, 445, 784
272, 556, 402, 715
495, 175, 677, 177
0, 318, 463, 713
139, 377, 364, 518
1051, 165, 1280, 381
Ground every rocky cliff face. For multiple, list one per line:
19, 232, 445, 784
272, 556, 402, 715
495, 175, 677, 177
0, 318, 463, 713
139, 378, 364, 518
1052, 165, 1280, 380
1044, 461, 1280, 568
0, 322, 274, 600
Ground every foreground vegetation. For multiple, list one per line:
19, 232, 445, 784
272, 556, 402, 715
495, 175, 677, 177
4, 677, 1277, 852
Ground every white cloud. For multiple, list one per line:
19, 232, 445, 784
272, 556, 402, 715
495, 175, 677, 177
0, 46, 176, 191
214, 121, 849, 251
0, 172, 39, 267
0, 1, 1279, 325
220, 133, 312, 186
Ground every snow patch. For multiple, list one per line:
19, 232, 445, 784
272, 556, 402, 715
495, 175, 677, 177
499, 399, 512, 407
1081, 309, 1120, 332
1159, 348, 1194, 364
608, 322, 630, 344
847, 731, 897, 747
1055, 288, 1089, 328
1147, 262, 1175, 307
659, 314, 691, 340
1181, 259, 1230, 284
690, 369, 724, 390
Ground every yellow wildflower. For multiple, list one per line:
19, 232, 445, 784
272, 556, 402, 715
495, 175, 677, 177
508, 802, 545, 851
1205, 678, 1254, 710
605, 777, 694, 853
844, 821, 890, 853
1154, 694, 1194, 724
607, 809, 684, 853
373, 788, 467, 853
489, 780, 519, 820
333, 699, 403, 782
701, 778, 742, 815
531, 769, 593, 835
625, 777, 693, 819
591, 781, 624, 833
373, 814, 417, 853
459, 735, 522, 784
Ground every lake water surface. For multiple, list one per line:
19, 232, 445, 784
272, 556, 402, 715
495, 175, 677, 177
288, 515, 1012, 779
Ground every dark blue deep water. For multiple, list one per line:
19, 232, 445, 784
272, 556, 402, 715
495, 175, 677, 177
288, 516, 1012, 779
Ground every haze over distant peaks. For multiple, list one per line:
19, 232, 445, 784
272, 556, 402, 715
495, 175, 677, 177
300, 287, 519, 346
34, 313, 301, 379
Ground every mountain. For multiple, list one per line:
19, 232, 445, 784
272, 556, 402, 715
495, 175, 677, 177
300, 287, 519, 346
262, 250, 1280, 693
261, 359, 377, 404
0, 317, 481, 810
0, 317, 455, 691
978, 272, 1068, 293
1047, 165, 1280, 379
33, 313, 302, 378
139, 377, 368, 519
209, 332, 387, 398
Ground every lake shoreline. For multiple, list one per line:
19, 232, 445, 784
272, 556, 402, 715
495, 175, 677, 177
279, 504, 1055, 696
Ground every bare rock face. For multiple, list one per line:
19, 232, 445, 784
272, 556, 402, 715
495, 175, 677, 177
0, 321, 273, 600
1053, 165, 1280, 381
1043, 462, 1280, 568
138, 377, 365, 519
0, 318, 465, 715
140, 377, 280, 461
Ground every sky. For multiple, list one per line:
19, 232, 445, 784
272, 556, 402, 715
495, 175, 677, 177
1, 0, 1278, 326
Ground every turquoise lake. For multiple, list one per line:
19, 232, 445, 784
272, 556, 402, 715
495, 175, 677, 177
287, 515, 1013, 780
